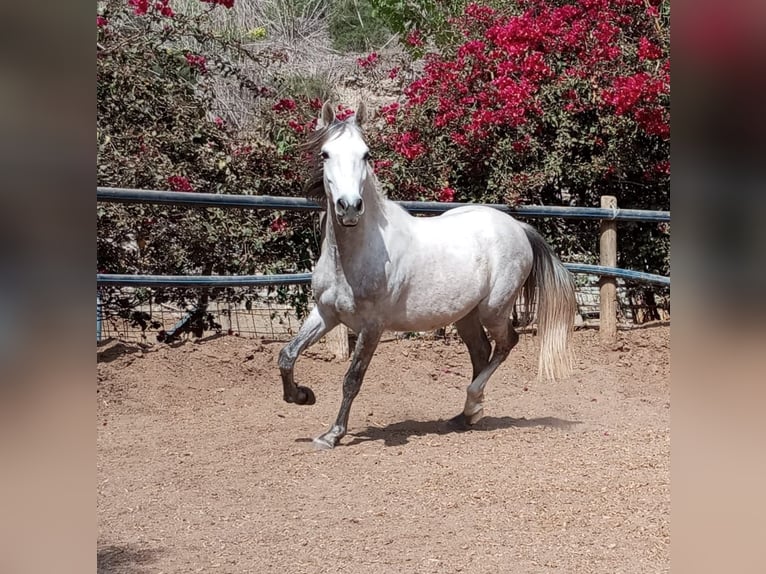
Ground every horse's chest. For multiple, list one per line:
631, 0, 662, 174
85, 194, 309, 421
313, 259, 387, 318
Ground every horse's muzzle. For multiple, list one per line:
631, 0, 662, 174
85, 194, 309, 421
339, 216, 359, 227
335, 197, 364, 227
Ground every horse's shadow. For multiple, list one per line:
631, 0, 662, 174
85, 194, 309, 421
97, 544, 163, 574
345, 415, 581, 447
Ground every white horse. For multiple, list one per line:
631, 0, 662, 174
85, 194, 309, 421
279, 102, 577, 449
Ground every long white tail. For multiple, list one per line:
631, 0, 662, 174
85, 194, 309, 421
521, 223, 577, 380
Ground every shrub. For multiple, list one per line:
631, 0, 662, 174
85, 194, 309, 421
366, 0, 670, 315
97, 0, 327, 319
329, 0, 392, 51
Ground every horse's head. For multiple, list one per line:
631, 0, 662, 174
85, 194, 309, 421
315, 102, 371, 227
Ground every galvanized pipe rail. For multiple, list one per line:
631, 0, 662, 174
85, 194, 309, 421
97, 187, 670, 344
97, 265, 667, 288
97, 187, 670, 222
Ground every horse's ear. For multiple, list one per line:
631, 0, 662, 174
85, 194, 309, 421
355, 102, 368, 127
318, 101, 335, 128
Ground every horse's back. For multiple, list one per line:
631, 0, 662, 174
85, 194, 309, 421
419, 205, 531, 261
376, 204, 533, 331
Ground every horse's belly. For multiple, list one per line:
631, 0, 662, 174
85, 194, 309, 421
384, 280, 484, 332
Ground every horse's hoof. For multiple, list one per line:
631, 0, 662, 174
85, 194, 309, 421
295, 386, 316, 405
312, 435, 336, 450
447, 409, 484, 430
447, 413, 471, 431
466, 408, 484, 425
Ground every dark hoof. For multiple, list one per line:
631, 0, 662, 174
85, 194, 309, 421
447, 409, 484, 431
294, 386, 316, 405
446, 413, 472, 431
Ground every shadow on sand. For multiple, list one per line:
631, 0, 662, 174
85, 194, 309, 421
97, 545, 163, 574
341, 415, 581, 447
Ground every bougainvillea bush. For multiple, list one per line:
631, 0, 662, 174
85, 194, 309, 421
96, 0, 326, 318
97, 0, 670, 325
367, 0, 670, 316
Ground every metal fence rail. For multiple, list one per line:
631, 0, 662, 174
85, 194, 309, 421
97, 187, 671, 222
97, 264, 668, 288
97, 273, 313, 287
97, 187, 670, 344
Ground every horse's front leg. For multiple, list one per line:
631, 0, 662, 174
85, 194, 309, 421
314, 326, 383, 449
279, 306, 338, 405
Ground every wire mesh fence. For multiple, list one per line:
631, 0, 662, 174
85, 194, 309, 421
97, 279, 668, 344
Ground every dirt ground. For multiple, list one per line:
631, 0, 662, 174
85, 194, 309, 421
97, 324, 669, 574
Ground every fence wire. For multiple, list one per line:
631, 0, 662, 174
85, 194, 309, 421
97, 280, 668, 344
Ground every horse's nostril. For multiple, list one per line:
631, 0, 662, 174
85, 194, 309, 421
337, 198, 348, 211
353, 198, 363, 212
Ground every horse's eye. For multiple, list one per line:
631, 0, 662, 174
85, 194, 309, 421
321, 151, 329, 160
363, 152, 370, 161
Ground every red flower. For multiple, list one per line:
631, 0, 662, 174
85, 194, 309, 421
287, 119, 304, 133
232, 144, 252, 157
96, 15, 108, 27
654, 159, 670, 176
167, 175, 193, 192
128, 0, 150, 15
185, 53, 207, 73
200, 0, 235, 8
373, 159, 393, 172
393, 131, 426, 160
270, 217, 288, 233
335, 105, 355, 121
637, 36, 662, 60
387, 67, 400, 79
357, 52, 379, 69
272, 98, 296, 113
450, 131, 469, 147
155, 0, 174, 17
405, 29, 424, 47
379, 102, 400, 125
438, 187, 456, 202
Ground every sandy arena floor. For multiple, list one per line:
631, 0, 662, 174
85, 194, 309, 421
98, 325, 669, 573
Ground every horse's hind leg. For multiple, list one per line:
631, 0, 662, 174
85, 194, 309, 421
456, 308, 491, 382
452, 317, 519, 427
279, 306, 338, 405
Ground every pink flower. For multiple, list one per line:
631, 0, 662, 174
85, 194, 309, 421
335, 105, 355, 121
185, 53, 207, 73
373, 159, 393, 172
213, 116, 224, 127
97, 15, 108, 27
270, 217, 288, 233
155, 0, 174, 17
393, 131, 426, 160
357, 52, 379, 69
405, 29, 424, 47
438, 187, 456, 202
388, 67, 400, 79
272, 98, 297, 113
128, 0, 150, 15
200, 0, 235, 8
379, 102, 400, 125
167, 175, 193, 192
637, 36, 662, 60
287, 119, 304, 133
232, 144, 252, 157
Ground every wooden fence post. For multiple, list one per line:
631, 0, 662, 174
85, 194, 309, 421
328, 324, 350, 360
599, 195, 618, 343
